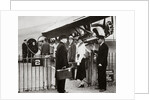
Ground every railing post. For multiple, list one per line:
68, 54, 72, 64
27, 56, 28, 91
18, 55, 20, 93
109, 53, 110, 70
112, 52, 113, 70
114, 52, 116, 83
39, 58, 40, 91
23, 56, 24, 92
49, 57, 52, 89
91, 51, 94, 85
46, 58, 49, 90
31, 54, 32, 91
35, 56, 36, 91
42, 56, 45, 90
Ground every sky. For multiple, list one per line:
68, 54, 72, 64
18, 16, 72, 29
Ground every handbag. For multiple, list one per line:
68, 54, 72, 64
56, 67, 72, 80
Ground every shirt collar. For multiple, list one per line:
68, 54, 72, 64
100, 41, 104, 46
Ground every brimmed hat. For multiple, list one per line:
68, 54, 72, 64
77, 37, 83, 41
69, 36, 73, 39
74, 36, 79, 40
59, 35, 67, 41
97, 35, 105, 39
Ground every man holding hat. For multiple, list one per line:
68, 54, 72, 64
56, 35, 69, 93
94, 35, 109, 92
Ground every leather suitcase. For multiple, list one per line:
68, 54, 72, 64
56, 67, 72, 80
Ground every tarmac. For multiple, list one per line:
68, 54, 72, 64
19, 62, 116, 93
22, 79, 116, 93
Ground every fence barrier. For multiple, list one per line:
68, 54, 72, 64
86, 52, 116, 86
18, 52, 116, 92
18, 55, 56, 93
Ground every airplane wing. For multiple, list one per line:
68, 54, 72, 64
42, 16, 109, 38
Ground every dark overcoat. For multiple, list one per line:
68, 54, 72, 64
41, 42, 50, 55
96, 43, 109, 90
76, 58, 86, 80
56, 42, 69, 70
96, 43, 109, 67
56, 42, 68, 93
22, 43, 28, 62
68, 42, 76, 62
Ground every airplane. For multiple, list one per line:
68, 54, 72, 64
19, 16, 116, 84
22, 16, 115, 60
41, 16, 114, 43
41, 16, 116, 83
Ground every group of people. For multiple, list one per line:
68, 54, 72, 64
55, 34, 109, 93
21, 33, 109, 93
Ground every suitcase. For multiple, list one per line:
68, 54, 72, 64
68, 62, 77, 69
56, 67, 72, 80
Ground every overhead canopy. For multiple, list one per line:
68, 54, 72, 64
42, 16, 109, 38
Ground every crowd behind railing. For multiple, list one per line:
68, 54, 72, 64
19, 35, 116, 93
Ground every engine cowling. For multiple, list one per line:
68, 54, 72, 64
26, 38, 38, 55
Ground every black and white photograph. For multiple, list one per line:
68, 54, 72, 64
1, 0, 149, 99
18, 16, 116, 93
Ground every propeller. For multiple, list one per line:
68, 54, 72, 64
91, 16, 114, 38
27, 38, 38, 55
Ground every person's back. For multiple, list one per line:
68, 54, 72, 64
41, 39, 50, 55
22, 42, 27, 55
22, 40, 27, 62
68, 42, 76, 62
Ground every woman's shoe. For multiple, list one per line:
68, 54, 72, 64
78, 84, 84, 88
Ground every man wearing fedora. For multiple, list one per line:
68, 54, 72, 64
56, 35, 69, 93
94, 35, 109, 92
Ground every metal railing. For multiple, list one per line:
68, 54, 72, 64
18, 52, 116, 92
107, 52, 116, 70
18, 55, 56, 93
107, 52, 116, 83
86, 52, 116, 86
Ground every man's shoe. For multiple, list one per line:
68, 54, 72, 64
99, 89, 106, 92
58, 90, 68, 93
95, 87, 100, 89
64, 90, 68, 93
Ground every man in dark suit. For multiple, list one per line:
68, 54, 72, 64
94, 35, 109, 92
56, 35, 69, 93
41, 38, 50, 55
22, 39, 27, 62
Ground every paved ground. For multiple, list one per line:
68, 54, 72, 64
19, 62, 116, 93
22, 79, 116, 93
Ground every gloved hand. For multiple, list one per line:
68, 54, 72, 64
62, 66, 66, 69
98, 64, 102, 67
